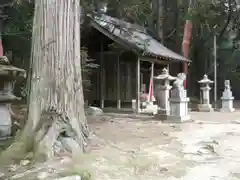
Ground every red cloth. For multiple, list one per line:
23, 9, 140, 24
0, 39, 3, 56
148, 78, 153, 101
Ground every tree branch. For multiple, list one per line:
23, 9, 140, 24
217, 0, 233, 42
0, 0, 18, 8
164, 28, 176, 39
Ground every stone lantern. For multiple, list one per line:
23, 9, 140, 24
154, 68, 176, 118
197, 74, 214, 112
0, 56, 26, 138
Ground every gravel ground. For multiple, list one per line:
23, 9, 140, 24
85, 111, 240, 180
3, 108, 240, 180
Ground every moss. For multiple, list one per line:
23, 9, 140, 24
0, 133, 35, 165
60, 169, 92, 180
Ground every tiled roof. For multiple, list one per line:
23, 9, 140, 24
89, 14, 190, 62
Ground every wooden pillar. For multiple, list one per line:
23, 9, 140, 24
117, 55, 121, 109
136, 57, 140, 113
127, 62, 132, 100
166, 64, 170, 71
150, 62, 154, 100
100, 43, 105, 109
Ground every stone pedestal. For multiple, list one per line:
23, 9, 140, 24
221, 98, 234, 112
197, 104, 213, 112
220, 80, 235, 112
167, 76, 191, 123
168, 98, 190, 122
132, 99, 136, 112
154, 68, 176, 119
197, 74, 214, 112
0, 104, 11, 137
157, 85, 172, 116
198, 86, 213, 112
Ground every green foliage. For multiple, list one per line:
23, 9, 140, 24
2, 0, 33, 58
89, 0, 152, 26
1, 1, 99, 95
186, 0, 240, 96
2, 0, 240, 98
121, 0, 152, 25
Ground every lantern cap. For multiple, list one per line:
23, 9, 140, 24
198, 74, 213, 84
154, 68, 176, 80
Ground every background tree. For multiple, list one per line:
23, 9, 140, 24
1, 0, 240, 110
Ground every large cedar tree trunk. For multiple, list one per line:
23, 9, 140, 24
5, 0, 89, 160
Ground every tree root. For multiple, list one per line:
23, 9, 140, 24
0, 107, 89, 164
33, 107, 89, 160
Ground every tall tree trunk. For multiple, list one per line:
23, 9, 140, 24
182, 0, 193, 88
0, 8, 4, 56
4, 0, 89, 161
152, 0, 164, 42
157, 0, 164, 43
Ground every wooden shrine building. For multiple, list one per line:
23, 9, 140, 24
82, 14, 190, 113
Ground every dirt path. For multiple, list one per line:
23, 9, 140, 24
82, 111, 240, 180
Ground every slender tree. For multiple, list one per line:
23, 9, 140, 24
3, 0, 89, 160
152, 0, 165, 42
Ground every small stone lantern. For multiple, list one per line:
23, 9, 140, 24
220, 80, 235, 112
154, 68, 176, 118
0, 56, 26, 138
197, 74, 214, 112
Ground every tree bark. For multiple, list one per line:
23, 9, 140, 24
157, 0, 164, 43
152, 0, 165, 42
4, 0, 89, 160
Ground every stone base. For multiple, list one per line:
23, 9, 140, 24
154, 113, 168, 121
154, 108, 170, 120
221, 99, 234, 113
165, 115, 192, 123
197, 104, 214, 112
220, 108, 235, 113
0, 105, 11, 137
158, 108, 168, 114
155, 114, 192, 122
167, 97, 190, 123
155, 114, 192, 123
